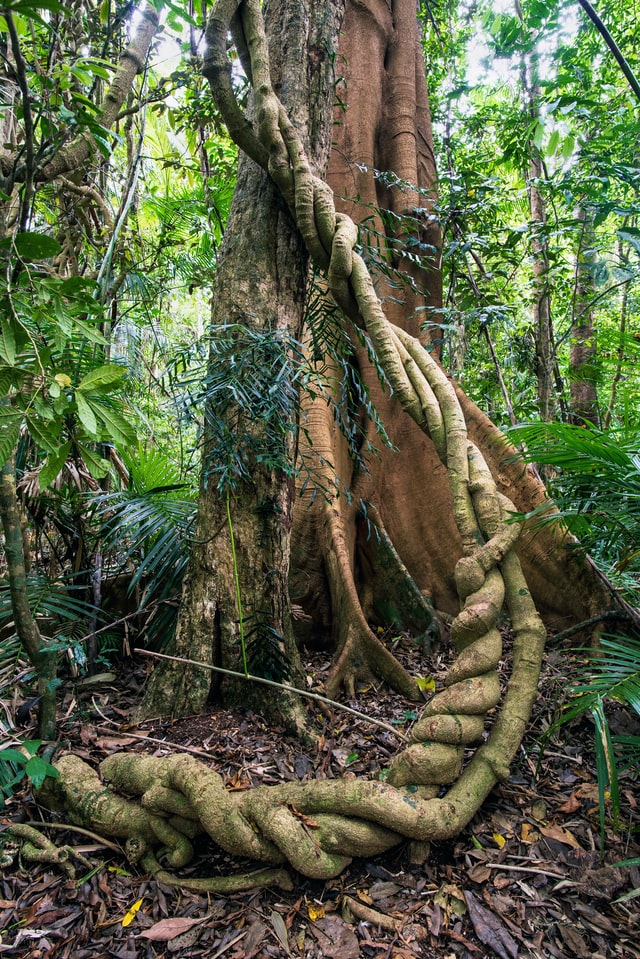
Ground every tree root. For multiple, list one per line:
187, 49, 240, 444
142, 853, 294, 893
2, 822, 92, 878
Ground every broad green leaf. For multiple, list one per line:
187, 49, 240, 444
561, 135, 575, 161
0, 411, 21, 466
0, 319, 16, 365
39, 442, 71, 489
618, 228, 640, 255
533, 119, 545, 151
24, 755, 59, 789
77, 364, 125, 393
27, 416, 62, 455
74, 318, 108, 346
78, 443, 111, 479
75, 390, 99, 437
0, 748, 27, 767
14, 231, 61, 260
89, 400, 136, 445
547, 129, 559, 156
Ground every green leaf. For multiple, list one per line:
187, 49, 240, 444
0, 748, 28, 768
39, 442, 71, 489
24, 755, 59, 789
75, 391, 99, 437
618, 228, 640, 256
78, 444, 110, 479
26, 416, 62, 455
89, 400, 136, 445
77, 364, 125, 393
547, 129, 559, 156
14, 232, 61, 260
0, 411, 21, 466
0, 319, 16, 365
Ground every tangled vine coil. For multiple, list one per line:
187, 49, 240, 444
35, 0, 547, 889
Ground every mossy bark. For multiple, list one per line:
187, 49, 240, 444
138, 0, 346, 729
0, 458, 56, 739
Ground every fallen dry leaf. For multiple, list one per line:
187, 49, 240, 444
464, 891, 518, 959
309, 914, 360, 959
138, 916, 207, 941
521, 823, 539, 843
556, 792, 581, 815
539, 825, 583, 848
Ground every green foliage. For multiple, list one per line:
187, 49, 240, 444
98, 445, 197, 648
0, 741, 59, 809
242, 613, 291, 683
510, 421, 640, 588
517, 416, 640, 841
197, 323, 304, 493
549, 634, 640, 847
0, 234, 136, 481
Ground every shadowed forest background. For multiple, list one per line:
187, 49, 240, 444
1, 0, 639, 954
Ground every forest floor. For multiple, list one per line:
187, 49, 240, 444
1, 633, 639, 959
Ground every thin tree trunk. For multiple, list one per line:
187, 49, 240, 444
569, 205, 599, 425
604, 239, 631, 430
0, 458, 57, 738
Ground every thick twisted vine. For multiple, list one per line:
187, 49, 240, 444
36, 0, 546, 887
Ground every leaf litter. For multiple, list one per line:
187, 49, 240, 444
1, 634, 639, 959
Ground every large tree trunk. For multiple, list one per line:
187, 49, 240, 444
290, 0, 618, 700
138, 0, 345, 727
143, 0, 621, 721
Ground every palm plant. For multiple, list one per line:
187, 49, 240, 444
98, 445, 197, 649
513, 420, 640, 844
510, 421, 640, 592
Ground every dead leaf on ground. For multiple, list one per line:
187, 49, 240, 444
464, 890, 519, 959
539, 825, 583, 848
309, 914, 360, 959
556, 793, 581, 815
557, 923, 591, 958
137, 915, 207, 941
241, 919, 268, 958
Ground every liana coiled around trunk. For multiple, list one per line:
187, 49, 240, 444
34, 0, 547, 888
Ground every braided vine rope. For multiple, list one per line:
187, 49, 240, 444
36, 0, 547, 887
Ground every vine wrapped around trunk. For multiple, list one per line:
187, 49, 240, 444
36, 0, 546, 889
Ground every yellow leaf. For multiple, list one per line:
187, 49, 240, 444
307, 901, 325, 921
416, 676, 436, 693
122, 897, 144, 927
521, 823, 538, 843
492, 832, 506, 848
54, 373, 72, 387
